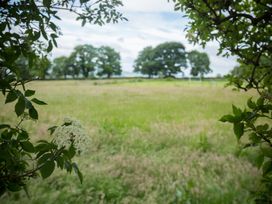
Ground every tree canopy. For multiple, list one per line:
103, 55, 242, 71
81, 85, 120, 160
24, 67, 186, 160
172, 0, 272, 201
187, 50, 211, 78
96, 46, 122, 78
134, 46, 161, 78
153, 42, 187, 77
0, 0, 126, 196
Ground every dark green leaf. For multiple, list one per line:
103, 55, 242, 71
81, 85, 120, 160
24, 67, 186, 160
25, 90, 35, 97
18, 130, 29, 140
233, 122, 244, 140
47, 40, 53, 52
40, 160, 55, 179
232, 105, 242, 116
0, 124, 10, 129
5, 90, 18, 103
15, 96, 25, 116
31, 98, 47, 105
21, 141, 35, 153
29, 107, 38, 120
219, 114, 235, 123
43, 0, 51, 8
247, 97, 256, 109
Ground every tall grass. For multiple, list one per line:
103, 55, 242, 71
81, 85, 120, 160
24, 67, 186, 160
0, 79, 259, 203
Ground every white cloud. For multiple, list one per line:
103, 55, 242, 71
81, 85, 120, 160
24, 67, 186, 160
51, 1, 237, 77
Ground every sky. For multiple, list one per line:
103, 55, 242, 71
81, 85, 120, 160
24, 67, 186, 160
51, 0, 238, 77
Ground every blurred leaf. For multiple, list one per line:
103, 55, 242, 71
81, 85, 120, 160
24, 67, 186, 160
15, 96, 25, 116
21, 141, 35, 153
25, 90, 35, 97
233, 122, 244, 140
31, 98, 47, 105
29, 107, 38, 120
5, 90, 18, 103
40, 160, 55, 179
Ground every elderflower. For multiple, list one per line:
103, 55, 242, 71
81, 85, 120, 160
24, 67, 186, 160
53, 117, 90, 154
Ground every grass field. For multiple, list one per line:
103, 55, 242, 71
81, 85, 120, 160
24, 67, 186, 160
0, 79, 260, 204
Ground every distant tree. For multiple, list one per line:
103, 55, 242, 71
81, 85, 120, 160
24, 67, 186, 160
153, 42, 187, 77
134, 46, 160, 78
96, 46, 122, 78
187, 50, 212, 78
69, 45, 97, 78
52, 56, 70, 79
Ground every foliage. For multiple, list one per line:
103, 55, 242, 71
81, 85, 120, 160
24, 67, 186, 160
69, 44, 97, 78
134, 46, 161, 78
172, 0, 272, 201
0, 0, 126, 196
51, 56, 70, 79
187, 50, 211, 78
96, 46, 122, 78
153, 42, 187, 77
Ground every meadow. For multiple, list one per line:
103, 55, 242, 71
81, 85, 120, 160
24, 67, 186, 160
0, 79, 260, 204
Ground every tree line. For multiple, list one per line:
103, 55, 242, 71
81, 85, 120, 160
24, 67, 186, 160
16, 42, 212, 80
134, 42, 212, 78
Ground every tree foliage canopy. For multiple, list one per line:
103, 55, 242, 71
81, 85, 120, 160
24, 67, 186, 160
187, 50, 211, 78
0, 0, 126, 196
153, 42, 187, 77
172, 0, 272, 201
96, 46, 122, 78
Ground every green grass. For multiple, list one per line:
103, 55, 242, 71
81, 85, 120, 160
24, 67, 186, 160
0, 79, 260, 204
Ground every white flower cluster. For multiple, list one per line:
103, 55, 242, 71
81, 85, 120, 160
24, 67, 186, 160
53, 117, 90, 154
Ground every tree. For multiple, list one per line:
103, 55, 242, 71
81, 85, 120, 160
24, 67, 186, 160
153, 42, 187, 77
134, 46, 161, 78
0, 0, 126, 196
69, 44, 97, 78
172, 0, 272, 201
51, 56, 70, 79
187, 50, 212, 78
96, 46, 122, 78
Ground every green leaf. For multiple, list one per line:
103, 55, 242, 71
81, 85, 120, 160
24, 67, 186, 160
232, 105, 242, 116
47, 40, 53, 52
43, 0, 51, 8
219, 114, 235, 123
72, 163, 83, 184
25, 90, 35, 97
15, 96, 25, 116
29, 107, 38, 120
233, 122, 244, 140
31, 98, 47, 105
5, 90, 18, 103
0, 124, 10, 129
247, 97, 256, 109
21, 141, 35, 153
40, 161, 55, 179
18, 130, 29, 140
262, 160, 272, 176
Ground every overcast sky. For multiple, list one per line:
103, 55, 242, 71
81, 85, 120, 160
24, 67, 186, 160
52, 0, 237, 77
